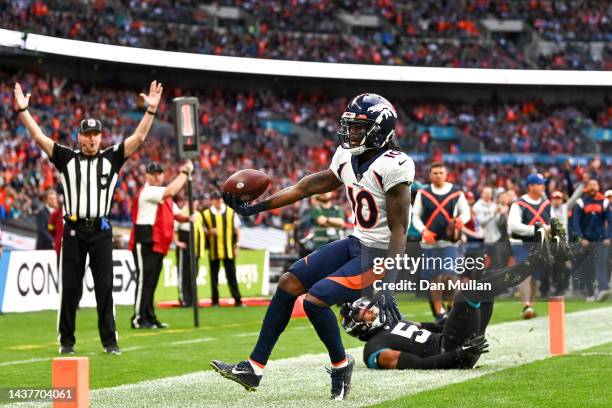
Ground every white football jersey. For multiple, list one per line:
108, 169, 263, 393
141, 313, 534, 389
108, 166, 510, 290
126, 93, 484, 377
330, 146, 415, 249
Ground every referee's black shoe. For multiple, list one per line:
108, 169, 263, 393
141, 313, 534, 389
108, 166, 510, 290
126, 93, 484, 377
152, 319, 169, 329
104, 344, 122, 355
131, 318, 155, 329
59, 345, 75, 355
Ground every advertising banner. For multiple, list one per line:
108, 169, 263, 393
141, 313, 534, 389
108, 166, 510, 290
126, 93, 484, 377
0, 249, 269, 313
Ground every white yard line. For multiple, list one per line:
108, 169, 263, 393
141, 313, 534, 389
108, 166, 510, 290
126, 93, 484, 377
0, 357, 51, 367
170, 338, 217, 345
85, 306, 612, 408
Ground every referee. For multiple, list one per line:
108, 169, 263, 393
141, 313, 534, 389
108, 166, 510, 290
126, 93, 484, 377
14, 81, 164, 355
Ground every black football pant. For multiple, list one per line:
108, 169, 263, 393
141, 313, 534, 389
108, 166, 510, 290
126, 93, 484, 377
177, 231, 198, 306
441, 258, 536, 366
209, 258, 241, 305
58, 224, 117, 348
132, 242, 165, 325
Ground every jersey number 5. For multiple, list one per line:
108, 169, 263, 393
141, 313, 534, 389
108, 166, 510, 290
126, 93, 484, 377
347, 186, 378, 229
391, 322, 432, 343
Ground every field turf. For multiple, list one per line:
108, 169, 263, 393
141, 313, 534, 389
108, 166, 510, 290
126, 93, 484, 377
1, 299, 610, 407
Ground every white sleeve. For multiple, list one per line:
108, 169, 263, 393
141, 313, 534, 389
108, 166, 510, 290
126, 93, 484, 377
382, 156, 415, 192
328, 147, 344, 182
455, 193, 471, 224
508, 202, 535, 237
140, 186, 165, 204
474, 201, 496, 226
234, 213, 241, 228
172, 202, 181, 215
411, 190, 426, 233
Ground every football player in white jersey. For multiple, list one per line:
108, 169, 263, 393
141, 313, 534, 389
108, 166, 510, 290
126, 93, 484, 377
211, 94, 415, 400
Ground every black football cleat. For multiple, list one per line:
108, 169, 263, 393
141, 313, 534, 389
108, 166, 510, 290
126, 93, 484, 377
210, 360, 261, 392
550, 217, 572, 263
327, 355, 355, 400
59, 345, 75, 355
528, 223, 552, 271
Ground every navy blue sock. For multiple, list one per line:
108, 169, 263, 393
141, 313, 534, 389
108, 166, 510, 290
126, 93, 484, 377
250, 288, 297, 366
303, 299, 346, 365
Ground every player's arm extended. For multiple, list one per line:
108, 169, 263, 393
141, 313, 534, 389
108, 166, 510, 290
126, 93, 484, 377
267, 170, 342, 208
228, 170, 342, 216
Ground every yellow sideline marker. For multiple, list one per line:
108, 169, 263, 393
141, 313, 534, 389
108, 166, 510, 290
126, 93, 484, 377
52, 357, 89, 407
548, 296, 566, 355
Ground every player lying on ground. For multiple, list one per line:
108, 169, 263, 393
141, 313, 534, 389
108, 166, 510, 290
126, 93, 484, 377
340, 219, 568, 370
211, 94, 414, 400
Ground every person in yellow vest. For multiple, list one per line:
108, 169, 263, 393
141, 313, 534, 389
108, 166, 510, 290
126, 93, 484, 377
176, 196, 206, 307
202, 191, 242, 306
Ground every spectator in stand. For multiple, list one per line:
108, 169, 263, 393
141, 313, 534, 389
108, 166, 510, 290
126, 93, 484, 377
0, 0, 606, 69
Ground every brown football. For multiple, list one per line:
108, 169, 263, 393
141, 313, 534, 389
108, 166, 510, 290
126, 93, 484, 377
221, 169, 271, 202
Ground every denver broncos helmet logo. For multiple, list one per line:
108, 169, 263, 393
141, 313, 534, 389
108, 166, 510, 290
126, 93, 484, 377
367, 103, 397, 124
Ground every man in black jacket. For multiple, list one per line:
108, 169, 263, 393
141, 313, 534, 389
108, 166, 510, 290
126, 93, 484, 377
35, 189, 58, 250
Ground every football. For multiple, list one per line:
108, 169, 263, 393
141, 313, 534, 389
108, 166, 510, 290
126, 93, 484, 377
221, 169, 271, 202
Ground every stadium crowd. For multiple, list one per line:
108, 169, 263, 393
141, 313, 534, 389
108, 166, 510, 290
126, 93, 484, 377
0, 68, 610, 226
0, 0, 609, 69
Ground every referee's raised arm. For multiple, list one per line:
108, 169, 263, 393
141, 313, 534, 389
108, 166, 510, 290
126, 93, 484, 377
13, 83, 54, 158
124, 80, 164, 158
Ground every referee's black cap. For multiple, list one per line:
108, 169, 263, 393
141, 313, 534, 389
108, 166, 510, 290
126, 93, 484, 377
79, 118, 102, 134
146, 162, 164, 174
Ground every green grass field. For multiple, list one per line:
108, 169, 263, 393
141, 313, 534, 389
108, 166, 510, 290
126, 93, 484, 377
1, 299, 610, 407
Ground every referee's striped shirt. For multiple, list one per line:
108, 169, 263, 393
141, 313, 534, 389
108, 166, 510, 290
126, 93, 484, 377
50, 142, 127, 219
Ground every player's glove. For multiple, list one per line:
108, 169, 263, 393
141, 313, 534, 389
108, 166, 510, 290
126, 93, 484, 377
456, 334, 489, 360
367, 289, 401, 326
222, 191, 267, 217
222, 192, 255, 217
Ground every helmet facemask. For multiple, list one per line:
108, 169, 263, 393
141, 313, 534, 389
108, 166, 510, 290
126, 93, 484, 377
338, 112, 393, 156
340, 298, 384, 338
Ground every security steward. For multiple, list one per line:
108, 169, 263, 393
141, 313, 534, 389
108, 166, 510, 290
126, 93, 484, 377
202, 191, 242, 306
176, 196, 205, 307
508, 173, 551, 319
129, 161, 193, 328
14, 80, 164, 355
412, 162, 470, 323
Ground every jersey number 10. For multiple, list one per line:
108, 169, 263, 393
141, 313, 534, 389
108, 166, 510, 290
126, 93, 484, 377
347, 186, 379, 229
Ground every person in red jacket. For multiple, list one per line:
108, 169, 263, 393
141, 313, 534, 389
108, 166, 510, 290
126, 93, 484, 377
48, 203, 64, 258
129, 161, 193, 329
